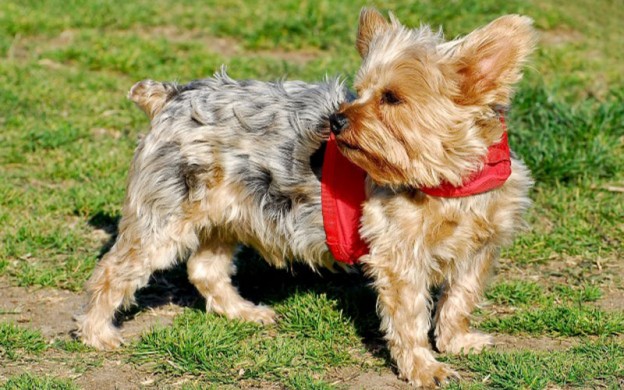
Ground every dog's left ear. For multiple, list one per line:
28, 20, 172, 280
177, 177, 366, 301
449, 15, 536, 106
356, 8, 390, 58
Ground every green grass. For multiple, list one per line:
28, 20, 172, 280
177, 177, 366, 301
0, 0, 622, 388
486, 280, 602, 307
0, 374, 78, 390
511, 87, 624, 185
135, 292, 364, 386
285, 373, 334, 390
503, 179, 623, 264
481, 305, 624, 336
482, 281, 621, 337
445, 340, 624, 389
483, 281, 619, 333
0, 322, 47, 360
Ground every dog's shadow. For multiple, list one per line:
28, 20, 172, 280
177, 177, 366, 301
86, 211, 388, 361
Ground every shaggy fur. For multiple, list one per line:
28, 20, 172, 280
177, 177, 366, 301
336, 10, 535, 386
77, 9, 535, 388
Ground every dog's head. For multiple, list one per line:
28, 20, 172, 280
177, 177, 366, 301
331, 8, 536, 188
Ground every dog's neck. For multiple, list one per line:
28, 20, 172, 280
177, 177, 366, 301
418, 114, 511, 197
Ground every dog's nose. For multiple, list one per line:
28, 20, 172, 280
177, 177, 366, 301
329, 113, 348, 136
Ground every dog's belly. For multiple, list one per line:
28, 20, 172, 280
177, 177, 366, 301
213, 151, 331, 268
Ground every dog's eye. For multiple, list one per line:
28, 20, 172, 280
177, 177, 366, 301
381, 91, 401, 105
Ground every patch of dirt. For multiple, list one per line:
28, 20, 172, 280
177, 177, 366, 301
0, 279, 184, 343
0, 351, 154, 390
597, 288, 624, 312
493, 334, 577, 352
0, 283, 83, 340
5, 29, 76, 61
137, 25, 242, 57
139, 25, 320, 65
0, 278, 189, 389
255, 48, 320, 66
91, 127, 122, 140
327, 366, 410, 390
498, 254, 623, 287
75, 358, 164, 390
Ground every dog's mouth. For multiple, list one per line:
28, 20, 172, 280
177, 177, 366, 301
336, 139, 361, 153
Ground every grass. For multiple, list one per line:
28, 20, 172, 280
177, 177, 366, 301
481, 305, 624, 336
0, 0, 622, 388
482, 281, 623, 336
135, 293, 362, 386
0, 322, 47, 360
445, 340, 624, 389
0, 374, 78, 390
486, 280, 602, 307
510, 87, 624, 185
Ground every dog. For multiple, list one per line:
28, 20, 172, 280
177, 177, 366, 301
77, 8, 535, 387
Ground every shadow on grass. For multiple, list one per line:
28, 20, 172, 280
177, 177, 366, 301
86, 211, 390, 362
87, 211, 120, 258
87, 211, 201, 314
234, 247, 387, 357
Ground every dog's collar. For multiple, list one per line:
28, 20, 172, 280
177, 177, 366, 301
321, 131, 370, 265
419, 115, 511, 197
321, 114, 511, 265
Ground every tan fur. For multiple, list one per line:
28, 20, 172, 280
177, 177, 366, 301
188, 232, 276, 323
128, 79, 177, 119
340, 11, 536, 190
356, 7, 391, 58
334, 9, 536, 387
78, 9, 535, 389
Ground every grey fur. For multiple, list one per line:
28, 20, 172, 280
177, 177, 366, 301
76, 71, 351, 351
128, 69, 348, 265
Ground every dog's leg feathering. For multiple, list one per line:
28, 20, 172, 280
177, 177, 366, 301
364, 256, 458, 387
187, 235, 276, 324
77, 214, 192, 349
75, 246, 134, 349
434, 247, 497, 354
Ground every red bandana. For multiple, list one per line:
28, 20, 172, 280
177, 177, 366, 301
321, 115, 511, 265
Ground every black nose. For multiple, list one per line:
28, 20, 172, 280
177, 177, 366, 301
329, 113, 348, 136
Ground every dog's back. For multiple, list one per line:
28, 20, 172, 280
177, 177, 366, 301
127, 71, 350, 267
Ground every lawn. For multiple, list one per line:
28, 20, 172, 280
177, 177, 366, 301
1, 0, 622, 389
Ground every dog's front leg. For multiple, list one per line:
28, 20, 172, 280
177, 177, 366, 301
434, 246, 496, 354
364, 256, 457, 388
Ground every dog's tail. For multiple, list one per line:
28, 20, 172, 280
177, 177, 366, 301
128, 80, 178, 120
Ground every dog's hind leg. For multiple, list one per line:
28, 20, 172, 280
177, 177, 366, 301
77, 215, 197, 349
187, 233, 276, 324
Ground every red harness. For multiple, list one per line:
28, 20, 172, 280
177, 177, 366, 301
321, 115, 511, 264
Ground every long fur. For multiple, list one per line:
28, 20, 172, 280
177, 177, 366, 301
78, 10, 535, 388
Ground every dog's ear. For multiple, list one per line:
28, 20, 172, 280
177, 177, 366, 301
449, 15, 536, 106
357, 8, 390, 58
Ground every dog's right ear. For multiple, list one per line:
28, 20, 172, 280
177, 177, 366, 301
356, 8, 390, 58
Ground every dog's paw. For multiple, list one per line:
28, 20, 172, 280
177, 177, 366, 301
214, 301, 277, 325
75, 315, 124, 350
400, 361, 459, 388
238, 304, 277, 325
438, 331, 493, 354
